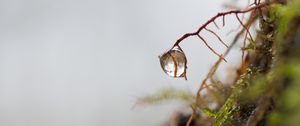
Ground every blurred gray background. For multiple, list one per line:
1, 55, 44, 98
0, 0, 244, 126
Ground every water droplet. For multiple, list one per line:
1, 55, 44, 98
159, 46, 187, 79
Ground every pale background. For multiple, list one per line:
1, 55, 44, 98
0, 0, 246, 126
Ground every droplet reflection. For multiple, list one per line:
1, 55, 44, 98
159, 46, 187, 79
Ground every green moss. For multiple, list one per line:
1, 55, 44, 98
138, 88, 195, 105
268, 61, 300, 125
274, 0, 300, 46
152, 1, 300, 126
266, 0, 300, 125
202, 108, 217, 118
242, 75, 268, 101
213, 69, 253, 126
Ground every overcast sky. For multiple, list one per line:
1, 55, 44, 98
0, 0, 244, 126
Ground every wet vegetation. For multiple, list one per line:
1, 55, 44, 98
139, 0, 300, 125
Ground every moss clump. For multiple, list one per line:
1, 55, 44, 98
214, 1, 300, 125
148, 1, 300, 126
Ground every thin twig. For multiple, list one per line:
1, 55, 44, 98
188, 11, 260, 126
204, 27, 229, 48
186, 105, 196, 126
197, 34, 227, 62
173, 2, 272, 47
235, 13, 255, 41
222, 15, 225, 27
242, 31, 248, 60
173, 2, 273, 62
182, 2, 277, 126
213, 21, 220, 29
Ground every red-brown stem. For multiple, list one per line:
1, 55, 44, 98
193, 9, 259, 111
170, 53, 178, 77
197, 34, 227, 62
235, 13, 255, 41
196, 57, 223, 99
222, 15, 225, 27
173, 2, 272, 47
204, 27, 229, 48
242, 28, 249, 60
186, 105, 196, 126
213, 21, 220, 29
182, 2, 277, 126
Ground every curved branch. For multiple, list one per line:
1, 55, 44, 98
204, 27, 229, 48
194, 11, 258, 100
186, 105, 196, 126
173, 2, 273, 47
213, 21, 220, 29
197, 34, 227, 62
235, 13, 255, 41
